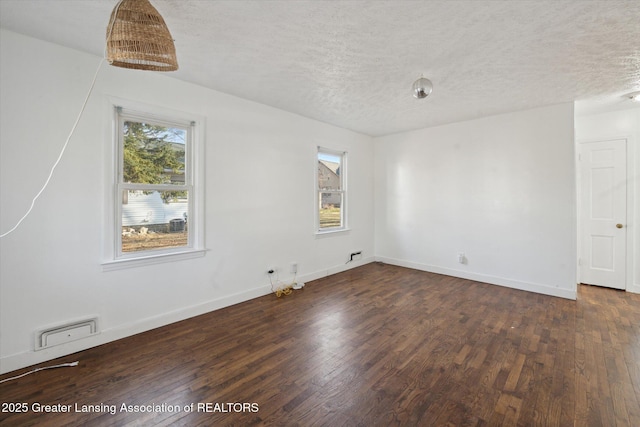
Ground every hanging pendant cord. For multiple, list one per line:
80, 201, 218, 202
0, 58, 104, 238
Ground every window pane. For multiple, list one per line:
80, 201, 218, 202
318, 153, 341, 191
123, 121, 186, 185
121, 190, 189, 253
319, 192, 342, 229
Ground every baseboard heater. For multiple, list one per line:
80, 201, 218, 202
35, 318, 99, 351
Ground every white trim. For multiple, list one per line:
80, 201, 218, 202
576, 135, 635, 292
290, 257, 375, 287
1, 258, 375, 375
316, 146, 348, 233
102, 248, 207, 272
103, 97, 206, 266
315, 227, 351, 237
0, 281, 271, 375
375, 256, 577, 300
115, 108, 193, 259
6, 255, 583, 374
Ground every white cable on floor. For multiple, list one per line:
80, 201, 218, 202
0, 59, 104, 238
0, 361, 79, 384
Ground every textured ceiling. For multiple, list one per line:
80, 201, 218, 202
1, 0, 639, 136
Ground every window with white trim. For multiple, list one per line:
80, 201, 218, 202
112, 107, 202, 260
317, 147, 346, 232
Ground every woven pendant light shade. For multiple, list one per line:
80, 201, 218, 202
106, 0, 178, 71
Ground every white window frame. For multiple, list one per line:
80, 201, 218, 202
316, 146, 348, 234
103, 101, 205, 271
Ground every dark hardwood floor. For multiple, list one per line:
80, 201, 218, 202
1, 263, 639, 426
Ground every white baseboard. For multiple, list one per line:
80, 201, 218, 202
0, 284, 272, 375
629, 283, 640, 294
3, 255, 580, 374
297, 256, 375, 284
375, 256, 577, 300
0, 257, 376, 375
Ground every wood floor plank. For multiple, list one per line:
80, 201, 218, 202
1, 263, 639, 426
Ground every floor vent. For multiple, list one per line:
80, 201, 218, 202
35, 318, 98, 350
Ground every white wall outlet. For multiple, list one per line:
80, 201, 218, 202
458, 253, 466, 264
290, 263, 298, 274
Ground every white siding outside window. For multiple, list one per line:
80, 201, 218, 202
316, 147, 347, 233
103, 103, 205, 270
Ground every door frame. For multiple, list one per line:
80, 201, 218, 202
576, 136, 634, 291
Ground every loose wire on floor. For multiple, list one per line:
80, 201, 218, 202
269, 270, 296, 297
0, 361, 79, 384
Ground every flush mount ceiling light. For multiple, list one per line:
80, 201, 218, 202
628, 91, 640, 102
106, 0, 178, 71
412, 76, 433, 99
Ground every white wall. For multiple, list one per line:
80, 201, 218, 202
0, 30, 375, 373
4, 28, 624, 375
374, 104, 577, 299
575, 107, 640, 293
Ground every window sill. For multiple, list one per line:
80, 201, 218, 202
102, 249, 207, 272
315, 227, 351, 238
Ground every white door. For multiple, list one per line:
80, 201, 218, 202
579, 139, 627, 290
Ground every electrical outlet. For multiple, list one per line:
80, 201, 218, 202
457, 253, 466, 264
290, 263, 298, 274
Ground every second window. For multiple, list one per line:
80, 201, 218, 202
317, 147, 347, 232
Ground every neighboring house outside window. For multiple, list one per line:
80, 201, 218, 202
317, 147, 347, 232
104, 104, 205, 269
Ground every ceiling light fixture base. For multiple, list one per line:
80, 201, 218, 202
412, 76, 433, 99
